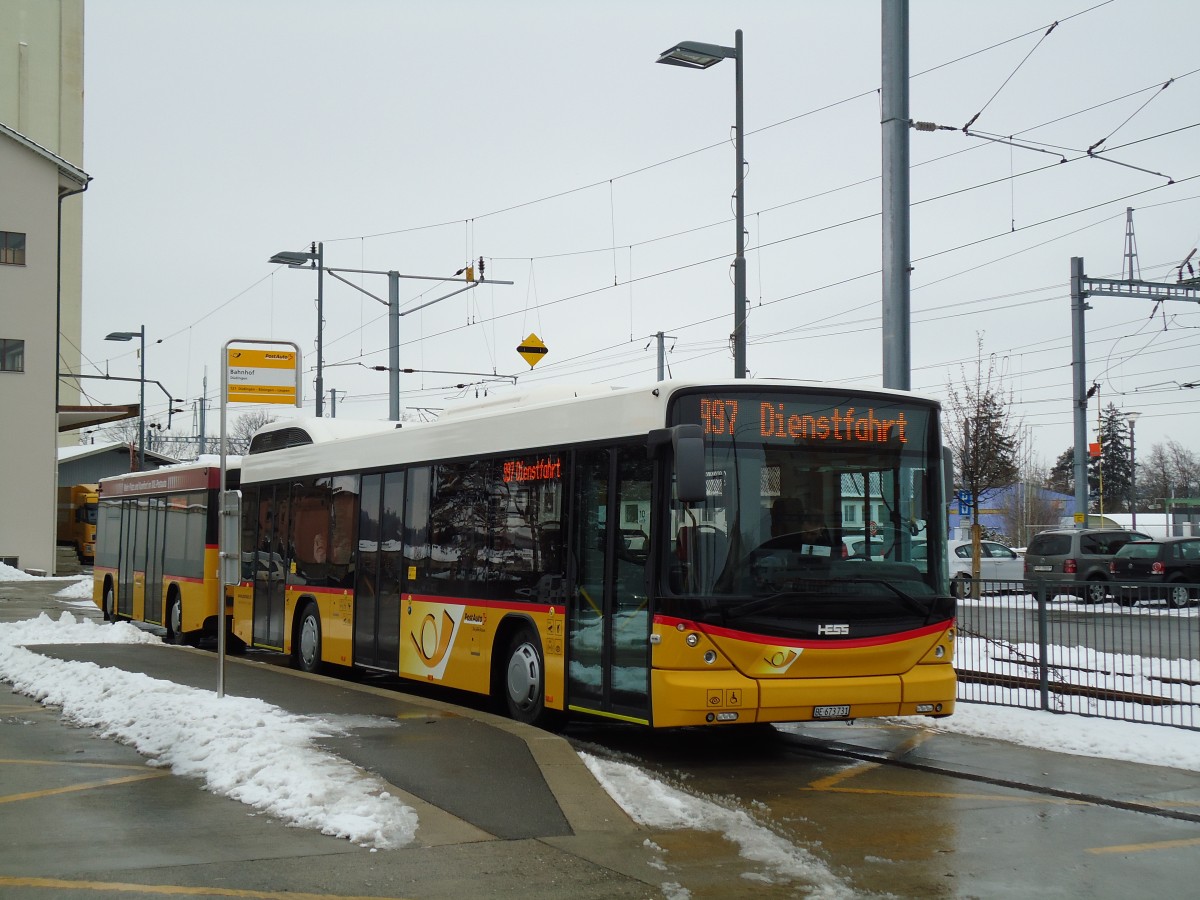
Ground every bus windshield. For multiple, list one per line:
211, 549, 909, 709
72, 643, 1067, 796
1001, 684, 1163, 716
666, 390, 948, 624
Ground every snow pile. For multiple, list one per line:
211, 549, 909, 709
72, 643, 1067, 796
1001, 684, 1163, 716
0, 561, 39, 581
0, 612, 418, 849
581, 752, 856, 899
54, 575, 97, 601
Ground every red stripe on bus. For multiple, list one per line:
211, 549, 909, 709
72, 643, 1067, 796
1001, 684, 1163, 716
402, 593, 557, 614
653, 614, 953, 649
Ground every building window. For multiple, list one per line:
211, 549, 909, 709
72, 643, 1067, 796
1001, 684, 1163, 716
0, 231, 26, 266
0, 339, 24, 372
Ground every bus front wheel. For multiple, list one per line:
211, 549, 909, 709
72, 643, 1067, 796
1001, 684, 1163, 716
501, 626, 549, 727
103, 583, 117, 622
294, 604, 323, 674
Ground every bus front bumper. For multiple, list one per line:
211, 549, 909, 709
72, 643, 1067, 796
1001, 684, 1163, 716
649, 665, 956, 728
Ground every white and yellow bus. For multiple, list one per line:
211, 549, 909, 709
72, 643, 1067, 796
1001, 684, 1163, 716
232, 380, 956, 728
93, 462, 240, 645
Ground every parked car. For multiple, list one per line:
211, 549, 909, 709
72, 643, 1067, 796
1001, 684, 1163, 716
1023, 528, 1151, 603
947, 539, 1024, 598
1109, 537, 1200, 608
839, 527, 923, 562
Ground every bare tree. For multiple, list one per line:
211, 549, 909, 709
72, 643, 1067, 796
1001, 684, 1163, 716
999, 479, 1067, 547
945, 337, 1021, 532
225, 410, 277, 455
945, 337, 1022, 595
1166, 439, 1200, 499
1141, 439, 1200, 509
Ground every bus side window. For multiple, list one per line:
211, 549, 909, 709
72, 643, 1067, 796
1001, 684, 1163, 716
404, 466, 432, 592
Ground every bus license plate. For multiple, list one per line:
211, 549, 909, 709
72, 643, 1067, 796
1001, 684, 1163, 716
813, 705, 851, 719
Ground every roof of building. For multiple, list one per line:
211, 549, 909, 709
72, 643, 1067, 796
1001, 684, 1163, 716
58, 441, 179, 467
0, 120, 90, 190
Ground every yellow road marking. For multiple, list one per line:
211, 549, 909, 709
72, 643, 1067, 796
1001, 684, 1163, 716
805, 734, 1081, 805
0, 878, 414, 899
1088, 836, 1200, 854
804, 785, 1083, 803
809, 760, 880, 790
0, 759, 152, 771
0, 771, 168, 805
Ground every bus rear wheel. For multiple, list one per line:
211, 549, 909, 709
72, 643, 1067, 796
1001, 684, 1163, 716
103, 583, 117, 622
294, 604, 323, 674
165, 594, 188, 646
500, 626, 551, 727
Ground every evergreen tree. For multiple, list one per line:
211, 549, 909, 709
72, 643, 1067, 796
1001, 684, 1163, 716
1093, 403, 1131, 512
1047, 448, 1075, 495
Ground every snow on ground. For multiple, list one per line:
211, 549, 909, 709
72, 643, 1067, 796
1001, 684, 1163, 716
580, 752, 856, 899
0, 561, 41, 581
53, 575, 96, 602
0, 611, 418, 849
3, 565, 1198, 883
917, 702, 1200, 769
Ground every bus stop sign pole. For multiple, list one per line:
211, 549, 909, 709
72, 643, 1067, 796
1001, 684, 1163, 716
218, 339, 302, 697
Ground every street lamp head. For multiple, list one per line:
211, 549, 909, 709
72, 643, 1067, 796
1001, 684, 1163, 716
1126, 411, 1142, 426
656, 39, 736, 69
268, 250, 318, 267
104, 331, 138, 342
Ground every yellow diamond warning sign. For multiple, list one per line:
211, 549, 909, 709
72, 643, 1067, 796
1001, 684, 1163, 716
517, 333, 549, 368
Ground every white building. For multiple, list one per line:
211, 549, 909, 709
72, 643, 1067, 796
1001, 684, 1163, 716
0, 122, 89, 572
0, 2, 91, 573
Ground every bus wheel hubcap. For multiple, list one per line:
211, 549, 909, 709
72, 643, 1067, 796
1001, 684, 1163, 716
507, 643, 540, 709
301, 618, 318, 666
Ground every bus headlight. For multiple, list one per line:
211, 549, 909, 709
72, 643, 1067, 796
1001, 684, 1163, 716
703, 650, 717, 665
686, 633, 700, 647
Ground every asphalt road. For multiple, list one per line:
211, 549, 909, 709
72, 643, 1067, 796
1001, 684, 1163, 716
2, 574, 1199, 898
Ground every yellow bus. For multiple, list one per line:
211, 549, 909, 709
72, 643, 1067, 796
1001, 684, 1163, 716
57, 483, 99, 564
93, 462, 239, 645
232, 380, 956, 728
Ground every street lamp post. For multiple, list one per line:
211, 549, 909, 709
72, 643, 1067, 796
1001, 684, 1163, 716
657, 29, 746, 379
269, 243, 324, 416
1127, 411, 1141, 529
270, 249, 514, 420
104, 326, 145, 470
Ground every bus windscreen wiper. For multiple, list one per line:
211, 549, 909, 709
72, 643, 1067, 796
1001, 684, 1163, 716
842, 578, 931, 619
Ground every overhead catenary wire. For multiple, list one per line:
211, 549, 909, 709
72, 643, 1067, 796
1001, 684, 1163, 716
90, 1, 1200, 445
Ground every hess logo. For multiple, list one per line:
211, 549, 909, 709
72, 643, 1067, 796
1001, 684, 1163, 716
818, 624, 850, 636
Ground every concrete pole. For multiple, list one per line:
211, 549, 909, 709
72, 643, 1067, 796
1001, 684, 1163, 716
733, 29, 747, 379
315, 242, 325, 417
881, 0, 911, 390
199, 372, 207, 455
389, 271, 400, 421
137, 326, 146, 470
1071, 257, 1089, 528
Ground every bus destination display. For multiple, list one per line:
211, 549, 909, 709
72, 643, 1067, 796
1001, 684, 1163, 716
695, 396, 914, 445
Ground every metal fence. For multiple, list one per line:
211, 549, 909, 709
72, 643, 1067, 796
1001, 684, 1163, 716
954, 579, 1200, 731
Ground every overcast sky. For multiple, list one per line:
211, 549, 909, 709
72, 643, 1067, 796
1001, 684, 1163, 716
76, 1, 1200, 465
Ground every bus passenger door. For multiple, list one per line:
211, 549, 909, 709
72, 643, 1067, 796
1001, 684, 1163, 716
252, 485, 289, 649
117, 498, 138, 618
567, 446, 652, 722
144, 497, 166, 624
354, 471, 405, 671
